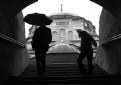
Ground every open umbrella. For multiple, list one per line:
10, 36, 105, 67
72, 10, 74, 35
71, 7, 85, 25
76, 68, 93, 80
23, 13, 53, 26
0, 0, 38, 19
90, 0, 121, 17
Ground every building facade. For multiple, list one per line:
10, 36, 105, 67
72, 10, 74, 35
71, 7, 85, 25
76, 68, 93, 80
26, 12, 99, 58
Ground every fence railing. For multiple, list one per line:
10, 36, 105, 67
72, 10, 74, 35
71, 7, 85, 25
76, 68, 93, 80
0, 33, 26, 48
101, 34, 121, 46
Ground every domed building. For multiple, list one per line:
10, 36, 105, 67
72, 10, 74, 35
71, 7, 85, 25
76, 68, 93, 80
26, 12, 99, 58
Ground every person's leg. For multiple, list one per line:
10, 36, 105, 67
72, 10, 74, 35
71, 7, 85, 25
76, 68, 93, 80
35, 51, 41, 75
87, 50, 93, 74
77, 51, 87, 72
40, 51, 47, 73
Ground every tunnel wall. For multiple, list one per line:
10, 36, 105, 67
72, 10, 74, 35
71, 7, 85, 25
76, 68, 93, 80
95, 8, 121, 74
0, 11, 29, 83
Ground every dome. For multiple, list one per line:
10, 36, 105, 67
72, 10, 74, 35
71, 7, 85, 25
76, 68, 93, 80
47, 43, 80, 53
48, 12, 78, 16
48, 12, 85, 20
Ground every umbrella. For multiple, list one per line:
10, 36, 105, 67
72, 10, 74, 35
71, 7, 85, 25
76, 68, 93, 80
90, 0, 121, 17
23, 13, 53, 25
0, 0, 38, 19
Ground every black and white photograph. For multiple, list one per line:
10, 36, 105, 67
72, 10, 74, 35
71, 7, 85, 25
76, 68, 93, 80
0, 0, 121, 85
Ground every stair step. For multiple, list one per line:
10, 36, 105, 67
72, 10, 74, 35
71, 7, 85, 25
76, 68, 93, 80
7, 77, 108, 84
3, 58, 110, 85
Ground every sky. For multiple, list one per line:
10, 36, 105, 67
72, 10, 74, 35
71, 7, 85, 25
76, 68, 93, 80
22, 0, 102, 38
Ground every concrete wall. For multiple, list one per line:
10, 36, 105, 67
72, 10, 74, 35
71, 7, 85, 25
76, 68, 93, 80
95, 8, 121, 74
0, 10, 29, 83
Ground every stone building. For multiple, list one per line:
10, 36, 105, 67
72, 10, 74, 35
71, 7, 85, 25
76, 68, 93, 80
26, 12, 99, 57
28, 12, 98, 42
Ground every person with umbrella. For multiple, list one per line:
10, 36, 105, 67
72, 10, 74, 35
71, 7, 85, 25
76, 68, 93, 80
24, 13, 52, 75
76, 29, 97, 74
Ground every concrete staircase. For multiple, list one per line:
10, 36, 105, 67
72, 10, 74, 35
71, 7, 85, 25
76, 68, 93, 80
4, 58, 118, 85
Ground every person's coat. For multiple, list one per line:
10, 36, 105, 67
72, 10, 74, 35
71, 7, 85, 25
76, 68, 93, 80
31, 26, 52, 52
79, 31, 97, 51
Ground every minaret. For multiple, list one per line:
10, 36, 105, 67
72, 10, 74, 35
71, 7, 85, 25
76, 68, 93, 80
61, 4, 63, 12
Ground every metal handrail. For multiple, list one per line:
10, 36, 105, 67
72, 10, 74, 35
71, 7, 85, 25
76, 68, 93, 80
0, 33, 26, 48
101, 34, 121, 46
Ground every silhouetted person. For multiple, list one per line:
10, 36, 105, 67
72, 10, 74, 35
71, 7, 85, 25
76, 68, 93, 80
31, 24, 52, 75
77, 30, 97, 74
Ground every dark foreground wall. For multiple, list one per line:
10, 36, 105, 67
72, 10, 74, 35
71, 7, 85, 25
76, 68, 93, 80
0, 11, 29, 83
95, 8, 121, 74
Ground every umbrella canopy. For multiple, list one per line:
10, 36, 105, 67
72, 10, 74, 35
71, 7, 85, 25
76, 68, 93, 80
90, 0, 121, 17
23, 13, 53, 26
0, 0, 38, 19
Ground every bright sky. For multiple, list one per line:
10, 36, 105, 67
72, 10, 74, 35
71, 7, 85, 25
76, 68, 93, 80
22, 0, 102, 38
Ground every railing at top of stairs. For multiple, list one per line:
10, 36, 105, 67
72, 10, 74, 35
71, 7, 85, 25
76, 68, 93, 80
0, 32, 26, 48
